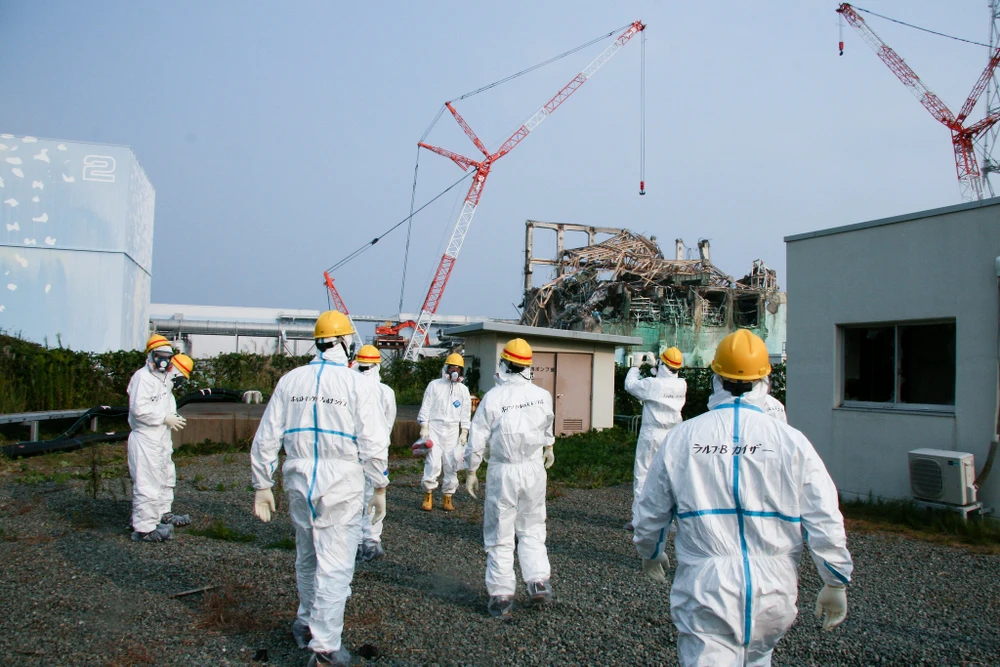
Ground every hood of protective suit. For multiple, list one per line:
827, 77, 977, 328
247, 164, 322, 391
652, 365, 678, 378
355, 363, 381, 380
317, 342, 350, 365
706, 374, 770, 412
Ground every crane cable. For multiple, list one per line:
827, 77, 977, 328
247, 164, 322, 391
639, 27, 646, 195
324, 170, 474, 275
850, 5, 990, 49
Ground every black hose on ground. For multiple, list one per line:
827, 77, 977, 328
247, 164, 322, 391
1, 388, 260, 458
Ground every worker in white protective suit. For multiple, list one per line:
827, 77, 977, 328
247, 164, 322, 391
250, 311, 389, 667
761, 375, 787, 423
127, 335, 188, 542
624, 346, 687, 531
633, 329, 853, 667
464, 338, 555, 618
352, 344, 396, 562
156, 352, 195, 529
418, 352, 471, 512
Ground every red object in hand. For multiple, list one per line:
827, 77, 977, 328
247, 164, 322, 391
411, 438, 434, 456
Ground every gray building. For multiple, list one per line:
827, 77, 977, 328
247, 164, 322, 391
785, 198, 1000, 512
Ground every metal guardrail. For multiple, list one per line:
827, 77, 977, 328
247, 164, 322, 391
613, 414, 642, 434
0, 409, 93, 441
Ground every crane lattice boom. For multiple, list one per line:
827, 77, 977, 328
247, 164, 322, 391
838, 3, 1000, 201
403, 20, 646, 361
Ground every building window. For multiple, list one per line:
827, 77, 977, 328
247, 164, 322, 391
841, 321, 955, 409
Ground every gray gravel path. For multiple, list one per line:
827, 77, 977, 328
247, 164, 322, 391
0, 448, 998, 666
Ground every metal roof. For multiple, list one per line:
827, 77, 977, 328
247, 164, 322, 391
443, 321, 642, 346
784, 196, 1000, 243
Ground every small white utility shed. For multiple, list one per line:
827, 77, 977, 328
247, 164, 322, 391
444, 321, 641, 436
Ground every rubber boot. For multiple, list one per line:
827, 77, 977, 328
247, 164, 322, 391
443, 494, 455, 512
422, 492, 433, 511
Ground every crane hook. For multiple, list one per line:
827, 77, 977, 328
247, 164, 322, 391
639, 181, 646, 195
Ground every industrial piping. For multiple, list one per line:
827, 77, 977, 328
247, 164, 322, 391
150, 318, 316, 339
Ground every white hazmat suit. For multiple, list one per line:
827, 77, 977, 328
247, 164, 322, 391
354, 363, 396, 551
127, 362, 179, 534
633, 376, 852, 666
250, 346, 389, 656
624, 365, 686, 522
465, 370, 555, 600
418, 373, 471, 495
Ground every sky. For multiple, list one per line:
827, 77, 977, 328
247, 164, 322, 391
1, 1, 997, 321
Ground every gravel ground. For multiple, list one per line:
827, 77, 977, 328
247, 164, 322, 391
0, 447, 998, 666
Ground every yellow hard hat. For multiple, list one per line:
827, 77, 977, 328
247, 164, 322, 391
314, 310, 354, 340
500, 338, 532, 366
660, 347, 683, 369
711, 329, 771, 381
445, 352, 465, 368
145, 334, 172, 354
170, 353, 194, 379
356, 345, 381, 365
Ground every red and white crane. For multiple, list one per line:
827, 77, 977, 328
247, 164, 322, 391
838, 3, 1000, 201
402, 20, 646, 360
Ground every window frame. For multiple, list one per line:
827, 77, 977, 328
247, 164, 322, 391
838, 318, 956, 415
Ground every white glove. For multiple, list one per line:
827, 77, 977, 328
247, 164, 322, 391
466, 472, 479, 500
543, 446, 554, 469
254, 488, 275, 523
459, 428, 469, 446
420, 423, 430, 439
642, 552, 670, 583
631, 354, 645, 368
814, 584, 847, 631
163, 414, 186, 431
367, 488, 386, 524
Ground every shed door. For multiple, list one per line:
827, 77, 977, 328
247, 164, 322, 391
532, 352, 556, 399
554, 353, 592, 435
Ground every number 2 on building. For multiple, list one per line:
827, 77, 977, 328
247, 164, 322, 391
82, 155, 116, 183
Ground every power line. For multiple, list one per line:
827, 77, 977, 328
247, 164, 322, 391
852, 4, 990, 49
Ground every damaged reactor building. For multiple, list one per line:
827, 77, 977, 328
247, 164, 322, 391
519, 221, 786, 367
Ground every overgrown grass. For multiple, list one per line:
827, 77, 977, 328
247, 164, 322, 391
264, 537, 296, 550
188, 520, 256, 543
840, 496, 1000, 552
547, 427, 636, 488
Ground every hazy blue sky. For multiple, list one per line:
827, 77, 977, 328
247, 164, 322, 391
1, 1, 995, 319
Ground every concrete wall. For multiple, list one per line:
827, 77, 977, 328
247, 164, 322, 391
462, 333, 616, 430
786, 199, 1000, 511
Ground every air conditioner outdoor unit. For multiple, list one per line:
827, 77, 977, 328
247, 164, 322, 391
908, 449, 977, 506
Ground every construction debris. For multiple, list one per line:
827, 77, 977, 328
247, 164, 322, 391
519, 222, 785, 364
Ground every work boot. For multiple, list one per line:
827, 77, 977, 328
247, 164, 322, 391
291, 619, 311, 650
130, 522, 174, 543
358, 538, 385, 562
527, 580, 554, 604
306, 646, 351, 667
421, 492, 433, 511
160, 512, 191, 527
488, 595, 514, 618
443, 494, 455, 512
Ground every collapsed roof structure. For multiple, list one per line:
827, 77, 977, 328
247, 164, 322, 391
518, 221, 785, 366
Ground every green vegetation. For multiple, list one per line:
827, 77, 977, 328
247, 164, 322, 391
381, 355, 481, 405
264, 537, 296, 550
547, 427, 637, 488
188, 520, 256, 543
841, 496, 1000, 552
